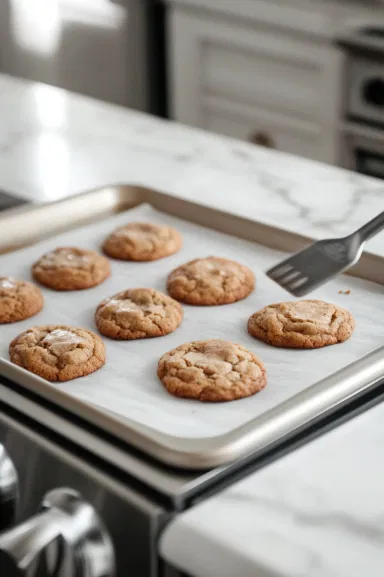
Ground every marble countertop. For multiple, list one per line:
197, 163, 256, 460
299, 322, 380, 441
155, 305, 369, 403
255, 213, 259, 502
160, 398, 384, 577
0, 73, 383, 255
1, 74, 384, 576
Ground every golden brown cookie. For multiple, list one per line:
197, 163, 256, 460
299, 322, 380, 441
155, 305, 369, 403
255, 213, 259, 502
102, 222, 182, 261
157, 339, 267, 402
95, 288, 183, 340
248, 300, 355, 349
9, 325, 105, 382
167, 256, 255, 306
0, 277, 44, 323
32, 247, 110, 291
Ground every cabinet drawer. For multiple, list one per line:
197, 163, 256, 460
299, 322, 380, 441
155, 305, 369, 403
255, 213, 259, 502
203, 99, 322, 162
202, 33, 323, 122
172, 10, 337, 124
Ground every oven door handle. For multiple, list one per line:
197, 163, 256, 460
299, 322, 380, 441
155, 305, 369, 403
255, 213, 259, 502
0, 487, 115, 577
0, 444, 18, 531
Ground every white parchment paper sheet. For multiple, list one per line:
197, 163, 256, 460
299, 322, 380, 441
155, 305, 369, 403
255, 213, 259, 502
0, 204, 383, 438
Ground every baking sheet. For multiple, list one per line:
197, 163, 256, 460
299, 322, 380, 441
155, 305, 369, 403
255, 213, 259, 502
0, 203, 383, 440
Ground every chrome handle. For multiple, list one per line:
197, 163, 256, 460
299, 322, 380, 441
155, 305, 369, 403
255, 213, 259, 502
0, 487, 115, 577
248, 130, 276, 148
0, 444, 18, 531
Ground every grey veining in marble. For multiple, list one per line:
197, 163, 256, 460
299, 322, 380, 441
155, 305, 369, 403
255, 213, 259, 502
0, 74, 383, 255
1, 72, 384, 577
160, 399, 384, 577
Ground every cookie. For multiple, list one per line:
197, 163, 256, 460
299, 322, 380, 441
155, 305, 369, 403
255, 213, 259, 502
32, 247, 110, 291
95, 288, 183, 340
9, 325, 105, 382
157, 339, 267, 402
102, 222, 182, 261
248, 300, 355, 349
167, 256, 255, 305
0, 277, 44, 323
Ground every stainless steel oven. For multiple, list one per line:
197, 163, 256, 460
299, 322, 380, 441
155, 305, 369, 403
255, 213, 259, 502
342, 122, 384, 180
0, 386, 172, 577
3, 372, 384, 577
338, 23, 384, 180
2, 378, 246, 577
347, 54, 384, 128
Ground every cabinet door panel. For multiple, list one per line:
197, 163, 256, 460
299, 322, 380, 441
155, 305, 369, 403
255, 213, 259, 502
168, 8, 341, 164
202, 36, 322, 121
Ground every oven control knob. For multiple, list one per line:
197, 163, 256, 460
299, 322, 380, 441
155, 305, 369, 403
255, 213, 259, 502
0, 444, 18, 531
0, 487, 115, 577
363, 78, 384, 108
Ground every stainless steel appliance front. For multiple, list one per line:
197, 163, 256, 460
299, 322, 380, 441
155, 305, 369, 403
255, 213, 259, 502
0, 408, 168, 577
339, 23, 384, 179
2, 377, 384, 577
342, 122, 384, 179
347, 55, 384, 127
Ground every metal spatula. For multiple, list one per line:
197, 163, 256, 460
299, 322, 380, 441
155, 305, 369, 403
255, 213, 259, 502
267, 210, 384, 297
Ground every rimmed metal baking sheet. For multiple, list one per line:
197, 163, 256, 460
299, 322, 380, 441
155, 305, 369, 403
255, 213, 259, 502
0, 184, 383, 469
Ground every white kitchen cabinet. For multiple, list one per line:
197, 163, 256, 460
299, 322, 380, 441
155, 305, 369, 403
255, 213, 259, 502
167, 2, 343, 164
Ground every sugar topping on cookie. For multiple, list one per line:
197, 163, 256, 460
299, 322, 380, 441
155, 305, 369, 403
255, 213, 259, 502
104, 297, 166, 317
41, 328, 86, 355
180, 341, 241, 377
0, 277, 17, 289
38, 248, 89, 269
285, 300, 335, 324
191, 258, 239, 277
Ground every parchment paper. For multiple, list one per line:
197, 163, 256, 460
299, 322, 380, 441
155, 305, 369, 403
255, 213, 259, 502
0, 204, 383, 439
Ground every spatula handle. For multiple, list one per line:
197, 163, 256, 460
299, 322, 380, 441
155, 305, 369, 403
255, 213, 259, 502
356, 211, 384, 242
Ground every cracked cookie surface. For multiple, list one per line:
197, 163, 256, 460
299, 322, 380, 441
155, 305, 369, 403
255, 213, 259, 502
0, 277, 44, 323
248, 300, 355, 349
158, 339, 267, 402
9, 325, 105, 381
102, 222, 182, 261
167, 256, 255, 305
32, 247, 110, 291
95, 288, 183, 340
